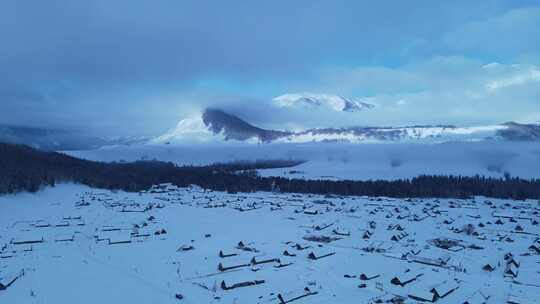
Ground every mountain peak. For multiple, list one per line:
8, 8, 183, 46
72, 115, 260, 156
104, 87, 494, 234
273, 93, 375, 112
152, 109, 291, 144
202, 108, 290, 142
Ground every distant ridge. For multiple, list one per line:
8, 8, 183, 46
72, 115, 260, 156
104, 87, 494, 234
154, 108, 540, 144
0, 124, 151, 151
0, 124, 107, 151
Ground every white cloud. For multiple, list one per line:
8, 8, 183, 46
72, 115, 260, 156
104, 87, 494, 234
443, 7, 540, 58
396, 99, 407, 106
485, 65, 540, 92
310, 57, 540, 126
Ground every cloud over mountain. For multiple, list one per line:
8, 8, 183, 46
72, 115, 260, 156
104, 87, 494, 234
1, 1, 539, 136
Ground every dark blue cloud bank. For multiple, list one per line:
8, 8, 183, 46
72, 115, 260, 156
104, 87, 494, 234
1, 0, 539, 135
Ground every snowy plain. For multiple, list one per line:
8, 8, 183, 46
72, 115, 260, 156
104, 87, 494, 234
1, 184, 540, 303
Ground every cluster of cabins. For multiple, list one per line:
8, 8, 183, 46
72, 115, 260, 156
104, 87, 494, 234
156, 186, 540, 303
2, 184, 540, 303
0, 214, 90, 292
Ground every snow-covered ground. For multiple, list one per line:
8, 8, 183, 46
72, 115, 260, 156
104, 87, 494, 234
66, 141, 540, 180
2, 184, 540, 303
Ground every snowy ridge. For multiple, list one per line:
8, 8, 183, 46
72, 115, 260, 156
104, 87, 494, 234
278, 125, 507, 143
273, 93, 375, 112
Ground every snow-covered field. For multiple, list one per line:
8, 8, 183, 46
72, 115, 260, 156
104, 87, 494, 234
66, 141, 540, 180
2, 184, 540, 303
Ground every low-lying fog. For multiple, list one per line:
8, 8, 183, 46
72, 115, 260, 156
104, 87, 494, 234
65, 141, 540, 181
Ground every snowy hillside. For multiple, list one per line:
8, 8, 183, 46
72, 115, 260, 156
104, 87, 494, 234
152, 116, 220, 144
1, 184, 540, 303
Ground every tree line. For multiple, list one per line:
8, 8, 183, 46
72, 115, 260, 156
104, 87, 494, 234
1, 143, 539, 200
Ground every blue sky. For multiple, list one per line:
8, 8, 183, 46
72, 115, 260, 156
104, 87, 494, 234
1, 1, 539, 135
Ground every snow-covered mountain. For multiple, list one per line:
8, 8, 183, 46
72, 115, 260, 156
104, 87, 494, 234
152, 109, 291, 144
152, 109, 540, 144
273, 93, 375, 112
